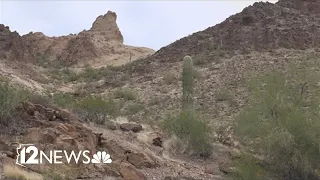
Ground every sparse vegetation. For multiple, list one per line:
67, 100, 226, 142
52, 92, 76, 108
76, 95, 120, 124
234, 66, 320, 180
163, 72, 177, 84
125, 103, 145, 115
0, 80, 29, 125
230, 153, 268, 180
35, 52, 62, 69
114, 88, 136, 101
215, 89, 232, 102
163, 110, 212, 156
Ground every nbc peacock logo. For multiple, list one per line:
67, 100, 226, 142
91, 151, 112, 164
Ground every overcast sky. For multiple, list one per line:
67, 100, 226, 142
0, 0, 277, 50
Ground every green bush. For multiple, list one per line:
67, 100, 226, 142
76, 96, 119, 124
163, 110, 212, 155
114, 89, 136, 101
230, 154, 268, 180
235, 69, 320, 180
0, 81, 29, 125
52, 92, 76, 108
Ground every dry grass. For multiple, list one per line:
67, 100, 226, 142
4, 165, 43, 180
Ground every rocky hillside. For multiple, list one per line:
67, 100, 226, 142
1, 0, 320, 179
0, 11, 154, 67
125, 0, 320, 74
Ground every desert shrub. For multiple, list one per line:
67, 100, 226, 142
114, 89, 136, 101
0, 81, 29, 125
49, 68, 79, 82
235, 69, 320, 180
28, 93, 52, 105
52, 92, 76, 108
125, 103, 145, 115
76, 95, 119, 124
230, 154, 268, 180
163, 72, 177, 84
194, 55, 208, 66
163, 110, 212, 156
78, 66, 112, 81
35, 52, 61, 69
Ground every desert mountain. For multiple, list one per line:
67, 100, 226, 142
0, 11, 154, 67
1, 0, 320, 180
126, 0, 320, 75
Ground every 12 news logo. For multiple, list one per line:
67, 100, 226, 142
16, 144, 112, 167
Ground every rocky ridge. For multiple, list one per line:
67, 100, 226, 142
125, 0, 320, 75
0, 11, 154, 67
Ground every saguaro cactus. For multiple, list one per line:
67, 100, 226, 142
182, 56, 194, 110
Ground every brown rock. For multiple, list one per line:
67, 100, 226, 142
152, 136, 163, 147
127, 152, 156, 168
119, 162, 147, 180
26, 128, 57, 144
120, 123, 142, 133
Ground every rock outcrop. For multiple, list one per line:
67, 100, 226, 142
90, 10, 124, 43
0, 25, 32, 62
0, 101, 217, 179
0, 10, 154, 67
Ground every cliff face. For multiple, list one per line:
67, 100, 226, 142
0, 11, 154, 67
